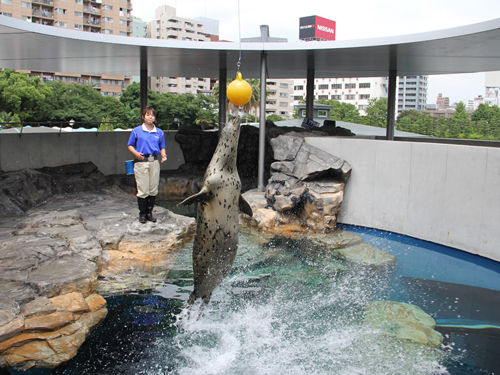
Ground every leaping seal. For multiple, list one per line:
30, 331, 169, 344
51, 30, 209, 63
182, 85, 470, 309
179, 116, 253, 306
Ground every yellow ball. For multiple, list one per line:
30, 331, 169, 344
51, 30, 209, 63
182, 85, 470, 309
227, 72, 252, 106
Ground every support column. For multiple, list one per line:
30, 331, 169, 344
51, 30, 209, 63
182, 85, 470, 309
386, 69, 397, 140
218, 68, 227, 134
140, 46, 148, 119
306, 69, 315, 119
258, 52, 267, 192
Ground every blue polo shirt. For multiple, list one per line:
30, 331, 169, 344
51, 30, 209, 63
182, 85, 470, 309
128, 124, 166, 155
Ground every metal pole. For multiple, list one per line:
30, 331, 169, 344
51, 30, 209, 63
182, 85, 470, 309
140, 46, 148, 119
306, 69, 315, 119
386, 69, 397, 140
218, 68, 227, 135
258, 52, 267, 192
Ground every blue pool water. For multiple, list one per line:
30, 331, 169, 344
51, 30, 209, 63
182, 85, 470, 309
8, 215, 500, 374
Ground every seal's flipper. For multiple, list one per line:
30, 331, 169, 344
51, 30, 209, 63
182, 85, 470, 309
239, 195, 253, 217
178, 187, 210, 206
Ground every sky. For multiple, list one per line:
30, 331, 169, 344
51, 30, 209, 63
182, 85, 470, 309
132, 0, 500, 105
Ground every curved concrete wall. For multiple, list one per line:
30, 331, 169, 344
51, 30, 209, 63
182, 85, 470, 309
0, 131, 185, 175
306, 137, 500, 262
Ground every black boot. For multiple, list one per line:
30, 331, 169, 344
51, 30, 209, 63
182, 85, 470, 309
137, 197, 148, 223
146, 196, 157, 222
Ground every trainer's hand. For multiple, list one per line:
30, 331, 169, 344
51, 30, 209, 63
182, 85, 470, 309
136, 153, 144, 161
161, 154, 167, 163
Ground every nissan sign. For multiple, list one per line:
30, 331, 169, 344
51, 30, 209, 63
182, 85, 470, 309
299, 15, 336, 41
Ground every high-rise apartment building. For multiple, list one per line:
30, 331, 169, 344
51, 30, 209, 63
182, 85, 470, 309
0, 0, 133, 97
292, 77, 389, 116
146, 5, 213, 95
397, 75, 428, 113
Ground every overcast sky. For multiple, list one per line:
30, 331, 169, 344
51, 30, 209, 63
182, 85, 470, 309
132, 0, 500, 105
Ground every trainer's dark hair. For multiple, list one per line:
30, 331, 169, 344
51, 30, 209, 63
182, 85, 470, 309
142, 106, 156, 117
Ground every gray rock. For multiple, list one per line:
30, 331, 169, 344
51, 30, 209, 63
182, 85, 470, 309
27, 256, 98, 298
270, 136, 304, 161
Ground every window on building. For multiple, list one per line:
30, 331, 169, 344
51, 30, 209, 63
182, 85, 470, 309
294, 95, 303, 101
74, 24, 83, 30
331, 84, 342, 89
74, 11, 83, 17
279, 111, 287, 116
279, 102, 288, 107
359, 94, 370, 100
294, 85, 303, 90
318, 95, 328, 100
21, 1, 31, 8
318, 84, 328, 90
75, 0, 83, 4
331, 95, 341, 100
280, 83, 289, 88
119, 19, 127, 25
102, 29, 113, 34
55, 21, 67, 27
103, 17, 113, 22
55, 8, 67, 14
358, 105, 368, 111
318, 110, 327, 117
359, 83, 371, 88
0, 12, 13, 16
345, 94, 356, 100
102, 5, 113, 10
1, 0, 12, 4
345, 83, 356, 89
119, 31, 127, 36
279, 92, 288, 97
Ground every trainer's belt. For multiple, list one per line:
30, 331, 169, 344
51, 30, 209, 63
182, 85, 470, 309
135, 154, 158, 162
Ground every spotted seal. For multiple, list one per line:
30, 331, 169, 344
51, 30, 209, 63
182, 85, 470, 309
179, 116, 253, 305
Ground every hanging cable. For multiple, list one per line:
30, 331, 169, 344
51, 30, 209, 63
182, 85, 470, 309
237, 0, 242, 73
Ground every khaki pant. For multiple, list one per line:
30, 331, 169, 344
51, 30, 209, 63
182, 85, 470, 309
134, 160, 160, 198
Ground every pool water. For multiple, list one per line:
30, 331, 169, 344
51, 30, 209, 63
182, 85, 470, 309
9, 203, 500, 375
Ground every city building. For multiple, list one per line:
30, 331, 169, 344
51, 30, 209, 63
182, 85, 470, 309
130, 16, 146, 38
292, 77, 389, 116
485, 71, 500, 107
436, 93, 450, 109
0, 0, 133, 96
397, 75, 428, 114
294, 16, 388, 116
146, 5, 214, 95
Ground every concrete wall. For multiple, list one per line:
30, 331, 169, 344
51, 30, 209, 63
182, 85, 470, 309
0, 131, 185, 175
306, 137, 500, 262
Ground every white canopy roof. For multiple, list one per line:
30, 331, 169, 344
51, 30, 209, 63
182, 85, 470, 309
1, 16, 500, 79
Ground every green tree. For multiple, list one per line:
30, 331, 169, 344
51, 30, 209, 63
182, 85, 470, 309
0, 69, 52, 121
449, 101, 469, 138
0, 111, 21, 128
99, 115, 114, 131
364, 97, 388, 127
316, 98, 361, 123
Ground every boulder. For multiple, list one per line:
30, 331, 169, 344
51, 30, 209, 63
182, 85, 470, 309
364, 301, 443, 347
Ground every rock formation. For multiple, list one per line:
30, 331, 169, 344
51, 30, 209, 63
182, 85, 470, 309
174, 120, 354, 191
0, 191, 195, 370
243, 133, 351, 231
